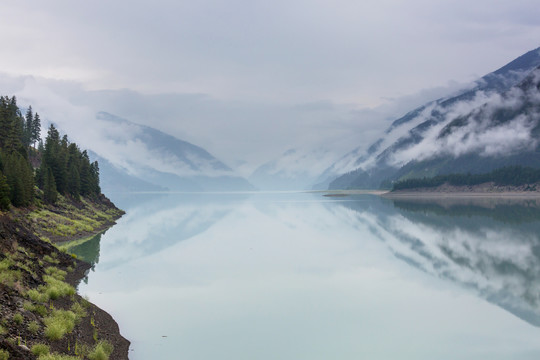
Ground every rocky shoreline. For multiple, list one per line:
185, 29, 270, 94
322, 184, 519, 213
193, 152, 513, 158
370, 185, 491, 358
384, 181, 540, 197
0, 196, 129, 359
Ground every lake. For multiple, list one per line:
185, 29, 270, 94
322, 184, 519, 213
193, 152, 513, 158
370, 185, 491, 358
68, 192, 540, 359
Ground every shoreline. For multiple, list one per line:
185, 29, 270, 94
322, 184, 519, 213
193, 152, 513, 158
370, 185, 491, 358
0, 196, 130, 359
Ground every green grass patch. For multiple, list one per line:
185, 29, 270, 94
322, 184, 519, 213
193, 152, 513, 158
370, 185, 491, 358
38, 354, 79, 360
0, 349, 9, 360
88, 341, 114, 360
31, 343, 50, 356
23, 301, 35, 312
0, 325, 7, 335
43, 275, 76, 300
27, 289, 49, 303
33, 304, 48, 317
70, 302, 87, 319
43, 309, 77, 341
43, 255, 59, 265
0, 258, 22, 288
13, 313, 23, 325
45, 267, 67, 281
27, 320, 40, 334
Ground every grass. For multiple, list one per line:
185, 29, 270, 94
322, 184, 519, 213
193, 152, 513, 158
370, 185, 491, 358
43, 255, 60, 264
13, 313, 23, 325
70, 302, 87, 319
27, 288, 50, 303
38, 354, 80, 360
0, 325, 7, 335
28, 320, 40, 334
23, 300, 35, 312
45, 267, 67, 281
0, 258, 22, 288
0, 349, 8, 360
43, 310, 77, 341
31, 343, 50, 356
88, 341, 114, 360
43, 275, 76, 300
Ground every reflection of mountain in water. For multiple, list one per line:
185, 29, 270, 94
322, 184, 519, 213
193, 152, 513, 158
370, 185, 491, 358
66, 193, 249, 270
332, 195, 540, 327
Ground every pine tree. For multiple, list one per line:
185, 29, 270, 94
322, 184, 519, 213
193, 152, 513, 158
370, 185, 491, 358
67, 162, 81, 199
43, 167, 57, 204
32, 113, 41, 148
0, 173, 11, 210
24, 106, 33, 147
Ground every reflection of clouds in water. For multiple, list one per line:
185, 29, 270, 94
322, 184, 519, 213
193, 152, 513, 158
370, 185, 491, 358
95, 195, 243, 267
346, 199, 540, 326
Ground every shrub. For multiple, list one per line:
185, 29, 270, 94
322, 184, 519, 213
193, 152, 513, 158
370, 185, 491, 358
31, 343, 50, 356
88, 341, 114, 360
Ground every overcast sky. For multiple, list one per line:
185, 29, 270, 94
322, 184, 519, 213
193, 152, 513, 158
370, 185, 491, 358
1, 0, 540, 173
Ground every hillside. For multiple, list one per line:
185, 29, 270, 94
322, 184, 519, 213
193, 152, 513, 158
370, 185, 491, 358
321, 47, 540, 190
0, 195, 128, 359
0, 96, 129, 359
92, 113, 254, 193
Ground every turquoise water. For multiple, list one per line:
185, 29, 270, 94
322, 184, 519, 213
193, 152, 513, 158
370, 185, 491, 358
71, 192, 540, 359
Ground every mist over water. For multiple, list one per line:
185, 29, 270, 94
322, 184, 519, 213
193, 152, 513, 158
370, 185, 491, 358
70, 192, 540, 360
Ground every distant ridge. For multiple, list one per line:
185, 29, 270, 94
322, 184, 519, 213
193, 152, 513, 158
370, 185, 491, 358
318, 47, 540, 190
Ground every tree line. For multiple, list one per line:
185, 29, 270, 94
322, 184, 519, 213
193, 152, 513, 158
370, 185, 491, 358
392, 166, 540, 191
0, 96, 101, 210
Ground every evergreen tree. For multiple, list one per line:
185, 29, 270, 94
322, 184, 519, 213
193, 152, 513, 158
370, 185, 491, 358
0, 173, 11, 210
67, 162, 81, 199
32, 113, 41, 148
24, 106, 33, 147
43, 167, 58, 204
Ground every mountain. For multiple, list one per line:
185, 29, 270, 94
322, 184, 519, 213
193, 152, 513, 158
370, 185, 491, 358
91, 112, 254, 193
319, 47, 540, 190
249, 148, 338, 190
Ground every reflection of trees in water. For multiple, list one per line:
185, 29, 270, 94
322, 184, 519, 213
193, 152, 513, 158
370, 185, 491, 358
69, 233, 103, 267
333, 195, 540, 327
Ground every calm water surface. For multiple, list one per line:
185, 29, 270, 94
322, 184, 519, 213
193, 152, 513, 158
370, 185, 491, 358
70, 192, 540, 360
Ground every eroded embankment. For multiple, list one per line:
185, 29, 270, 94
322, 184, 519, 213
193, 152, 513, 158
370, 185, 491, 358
0, 195, 129, 360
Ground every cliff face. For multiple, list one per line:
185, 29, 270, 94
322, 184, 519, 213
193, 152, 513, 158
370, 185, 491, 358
0, 197, 129, 359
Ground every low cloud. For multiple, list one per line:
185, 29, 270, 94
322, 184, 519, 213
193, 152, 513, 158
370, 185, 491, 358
383, 70, 540, 168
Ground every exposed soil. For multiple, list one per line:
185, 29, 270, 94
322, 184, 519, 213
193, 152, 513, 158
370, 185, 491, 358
0, 197, 129, 359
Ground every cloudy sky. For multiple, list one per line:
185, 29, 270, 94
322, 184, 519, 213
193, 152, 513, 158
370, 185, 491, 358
1, 0, 540, 174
